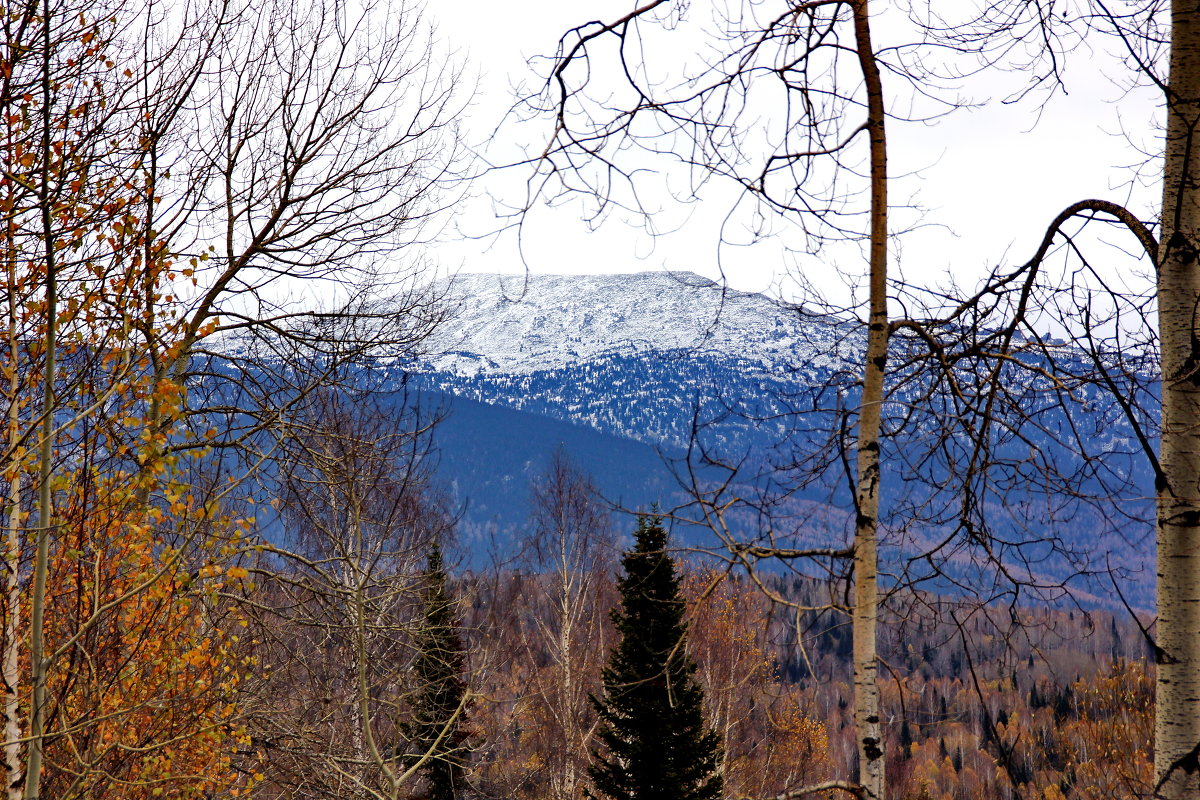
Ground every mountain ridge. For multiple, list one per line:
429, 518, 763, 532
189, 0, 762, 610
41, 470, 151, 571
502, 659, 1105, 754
419, 271, 858, 377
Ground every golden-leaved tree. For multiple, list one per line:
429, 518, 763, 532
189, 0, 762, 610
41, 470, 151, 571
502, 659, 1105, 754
37, 437, 251, 799
0, 2, 249, 796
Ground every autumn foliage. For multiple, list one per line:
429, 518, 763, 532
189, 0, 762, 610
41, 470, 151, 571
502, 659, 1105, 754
6, 297, 250, 796
39, 462, 247, 798
684, 569, 832, 798
0, 2, 1166, 799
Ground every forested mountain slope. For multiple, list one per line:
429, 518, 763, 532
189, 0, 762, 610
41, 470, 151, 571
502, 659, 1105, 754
403, 272, 1156, 609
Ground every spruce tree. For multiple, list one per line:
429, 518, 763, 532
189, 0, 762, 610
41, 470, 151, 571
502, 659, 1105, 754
403, 542, 470, 800
588, 516, 722, 800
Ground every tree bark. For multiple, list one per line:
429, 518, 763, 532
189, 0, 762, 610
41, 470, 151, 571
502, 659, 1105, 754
3, 263, 22, 800
23, 0, 55, 792
850, 2, 887, 799
523, 453, 609, 800
1156, 5, 1200, 799
554, 536, 581, 800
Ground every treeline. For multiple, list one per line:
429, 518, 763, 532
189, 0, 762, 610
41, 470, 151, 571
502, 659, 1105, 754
0, 337, 1153, 800
456, 534, 1152, 800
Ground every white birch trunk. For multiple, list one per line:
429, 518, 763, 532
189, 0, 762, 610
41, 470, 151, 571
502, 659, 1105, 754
556, 537, 579, 800
850, 1, 887, 798
1156, 6, 1200, 798
2, 246, 23, 800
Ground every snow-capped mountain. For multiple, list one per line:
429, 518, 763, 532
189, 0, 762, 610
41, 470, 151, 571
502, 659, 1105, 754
413, 272, 856, 451
419, 271, 856, 376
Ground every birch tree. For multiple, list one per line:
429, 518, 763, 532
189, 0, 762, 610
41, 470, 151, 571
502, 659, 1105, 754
233, 389, 466, 800
1150, 6, 1200, 797
522, 450, 615, 800
517, 3, 907, 796
908, 5, 1195, 796
516, 4, 1171, 800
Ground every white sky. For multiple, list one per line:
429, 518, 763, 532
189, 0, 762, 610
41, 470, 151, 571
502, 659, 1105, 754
426, 1, 1162, 305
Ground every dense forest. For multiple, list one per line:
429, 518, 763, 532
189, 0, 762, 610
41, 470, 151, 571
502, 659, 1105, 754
0, 0, 1195, 799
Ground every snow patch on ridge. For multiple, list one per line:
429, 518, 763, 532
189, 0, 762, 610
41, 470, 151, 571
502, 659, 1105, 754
420, 271, 854, 374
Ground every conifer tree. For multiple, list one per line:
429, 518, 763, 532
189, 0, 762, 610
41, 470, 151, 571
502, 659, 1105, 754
588, 516, 722, 800
403, 542, 471, 800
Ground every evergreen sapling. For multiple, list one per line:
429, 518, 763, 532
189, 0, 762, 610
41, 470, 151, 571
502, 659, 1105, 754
588, 516, 722, 800
402, 542, 471, 800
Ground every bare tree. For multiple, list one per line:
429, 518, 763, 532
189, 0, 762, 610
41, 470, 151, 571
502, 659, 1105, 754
138, 0, 466, 456
895, 5, 1196, 797
522, 449, 616, 800
511, 3, 938, 796
234, 388, 466, 800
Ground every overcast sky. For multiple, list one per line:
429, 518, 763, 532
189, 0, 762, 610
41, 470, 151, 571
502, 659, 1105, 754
426, 1, 1162, 304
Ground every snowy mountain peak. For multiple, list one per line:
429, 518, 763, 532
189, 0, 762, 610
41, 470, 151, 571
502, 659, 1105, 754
422, 271, 849, 374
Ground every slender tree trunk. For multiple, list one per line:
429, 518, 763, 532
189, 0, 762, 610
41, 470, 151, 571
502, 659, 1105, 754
850, 1, 887, 798
1156, 6, 1200, 799
2, 137, 24, 797
345, 494, 370, 792
3, 267, 22, 800
556, 541, 579, 800
2, 488, 19, 800
528, 452, 610, 800
23, 0, 56, 793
